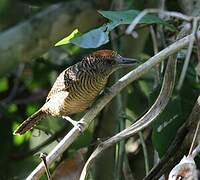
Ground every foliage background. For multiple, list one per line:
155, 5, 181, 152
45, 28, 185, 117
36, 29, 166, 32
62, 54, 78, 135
0, 0, 199, 179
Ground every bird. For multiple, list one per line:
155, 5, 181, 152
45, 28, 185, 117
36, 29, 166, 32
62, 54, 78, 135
14, 50, 138, 135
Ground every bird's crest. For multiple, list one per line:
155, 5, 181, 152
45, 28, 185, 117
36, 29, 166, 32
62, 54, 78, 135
92, 50, 117, 58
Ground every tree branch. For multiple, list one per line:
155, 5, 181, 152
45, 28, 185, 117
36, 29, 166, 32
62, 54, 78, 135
27, 33, 195, 179
126, 9, 193, 35
0, 1, 97, 76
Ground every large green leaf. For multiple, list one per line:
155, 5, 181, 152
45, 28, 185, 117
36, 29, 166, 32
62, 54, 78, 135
152, 95, 184, 157
99, 10, 165, 25
71, 22, 118, 48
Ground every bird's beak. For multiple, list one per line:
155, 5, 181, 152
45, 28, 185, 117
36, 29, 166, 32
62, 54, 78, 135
115, 56, 139, 67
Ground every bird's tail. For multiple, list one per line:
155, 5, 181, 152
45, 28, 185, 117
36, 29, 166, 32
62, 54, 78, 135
13, 109, 46, 135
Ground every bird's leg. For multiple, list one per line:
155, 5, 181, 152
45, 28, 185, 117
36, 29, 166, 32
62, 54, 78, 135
62, 116, 77, 126
103, 87, 112, 95
62, 116, 85, 132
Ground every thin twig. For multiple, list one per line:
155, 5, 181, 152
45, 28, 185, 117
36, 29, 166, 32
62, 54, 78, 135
191, 143, 200, 159
116, 114, 126, 180
27, 33, 195, 179
126, 9, 193, 35
139, 131, 149, 175
158, 0, 167, 76
123, 154, 135, 180
158, 0, 165, 16
195, 31, 200, 63
177, 18, 198, 90
150, 26, 159, 54
188, 120, 200, 156
80, 54, 177, 180
150, 26, 161, 86
40, 153, 51, 180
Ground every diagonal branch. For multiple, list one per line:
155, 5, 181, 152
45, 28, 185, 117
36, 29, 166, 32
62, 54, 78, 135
27, 33, 195, 180
0, 1, 95, 76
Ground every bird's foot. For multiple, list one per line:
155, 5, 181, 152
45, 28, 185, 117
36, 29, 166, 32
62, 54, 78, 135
104, 87, 111, 94
99, 87, 111, 96
77, 121, 85, 133
62, 116, 85, 133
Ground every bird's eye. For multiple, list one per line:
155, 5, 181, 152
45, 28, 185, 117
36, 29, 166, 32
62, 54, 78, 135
108, 60, 115, 65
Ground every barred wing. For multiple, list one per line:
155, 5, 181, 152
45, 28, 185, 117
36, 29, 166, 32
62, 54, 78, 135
46, 66, 79, 101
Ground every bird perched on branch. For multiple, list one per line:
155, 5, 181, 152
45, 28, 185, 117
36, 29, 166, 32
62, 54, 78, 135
14, 50, 138, 135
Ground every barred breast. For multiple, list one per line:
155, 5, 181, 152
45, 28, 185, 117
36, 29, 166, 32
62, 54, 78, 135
43, 60, 108, 116
60, 72, 107, 115
42, 68, 107, 116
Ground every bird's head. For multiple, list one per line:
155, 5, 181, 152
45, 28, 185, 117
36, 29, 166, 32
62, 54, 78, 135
89, 50, 139, 75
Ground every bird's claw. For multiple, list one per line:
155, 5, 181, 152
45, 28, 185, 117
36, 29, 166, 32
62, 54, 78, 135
62, 116, 85, 133
100, 87, 111, 96
77, 122, 85, 133
104, 87, 111, 94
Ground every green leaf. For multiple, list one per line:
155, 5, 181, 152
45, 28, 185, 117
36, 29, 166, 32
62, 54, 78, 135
71, 22, 118, 48
58, 10, 167, 48
152, 95, 184, 157
99, 10, 165, 25
55, 29, 79, 46
70, 10, 166, 48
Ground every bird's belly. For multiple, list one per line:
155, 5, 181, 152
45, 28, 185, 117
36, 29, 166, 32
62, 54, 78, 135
44, 76, 107, 116
61, 92, 99, 115
43, 91, 69, 116
59, 77, 107, 115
